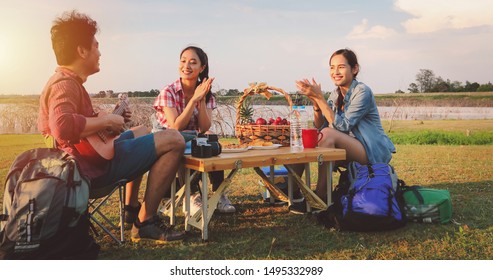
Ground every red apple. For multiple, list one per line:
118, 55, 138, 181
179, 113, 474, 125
255, 118, 267, 125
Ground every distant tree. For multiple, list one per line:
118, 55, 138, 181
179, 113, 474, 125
216, 89, 228, 96
464, 81, 480, 92
226, 89, 241, 96
477, 82, 493, 92
449, 80, 464, 92
408, 83, 419, 93
431, 77, 450, 92
394, 89, 405, 93
415, 69, 436, 92
104, 90, 115, 98
94, 90, 106, 98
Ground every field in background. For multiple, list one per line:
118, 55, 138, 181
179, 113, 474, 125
2, 91, 493, 106
0, 122, 492, 259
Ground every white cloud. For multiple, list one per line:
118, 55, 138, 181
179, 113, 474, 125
395, 0, 493, 33
346, 19, 397, 39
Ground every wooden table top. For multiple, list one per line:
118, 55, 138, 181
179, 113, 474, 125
184, 147, 346, 172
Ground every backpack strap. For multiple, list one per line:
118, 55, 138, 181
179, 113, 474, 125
407, 186, 425, 204
367, 163, 374, 178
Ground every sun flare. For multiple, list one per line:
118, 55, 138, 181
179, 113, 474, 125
0, 37, 7, 65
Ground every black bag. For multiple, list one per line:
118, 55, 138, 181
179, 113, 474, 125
0, 148, 99, 259
318, 162, 406, 231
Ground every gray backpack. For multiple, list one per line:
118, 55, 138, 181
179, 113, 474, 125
0, 148, 98, 259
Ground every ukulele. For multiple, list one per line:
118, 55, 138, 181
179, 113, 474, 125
74, 94, 129, 163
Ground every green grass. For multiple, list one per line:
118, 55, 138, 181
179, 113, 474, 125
1, 122, 492, 260
384, 119, 493, 144
389, 131, 493, 145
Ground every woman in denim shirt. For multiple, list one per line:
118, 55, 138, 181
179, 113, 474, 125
291, 49, 395, 211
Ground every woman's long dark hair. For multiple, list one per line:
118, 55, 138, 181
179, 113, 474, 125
330, 48, 359, 110
180, 46, 213, 103
330, 48, 359, 78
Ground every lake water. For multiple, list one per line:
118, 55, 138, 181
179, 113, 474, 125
1, 104, 492, 135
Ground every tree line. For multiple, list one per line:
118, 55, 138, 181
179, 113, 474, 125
404, 69, 493, 93
91, 69, 492, 98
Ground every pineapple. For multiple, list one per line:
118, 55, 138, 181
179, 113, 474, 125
238, 97, 254, 125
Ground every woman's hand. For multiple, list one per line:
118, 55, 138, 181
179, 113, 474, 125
296, 78, 333, 126
192, 77, 215, 103
295, 78, 324, 100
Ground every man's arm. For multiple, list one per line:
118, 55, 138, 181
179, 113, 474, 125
47, 81, 126, 142
80, 114, 126, 138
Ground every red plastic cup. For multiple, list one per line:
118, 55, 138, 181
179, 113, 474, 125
302, 128, 323, 148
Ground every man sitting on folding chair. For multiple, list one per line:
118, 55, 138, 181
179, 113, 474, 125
38, 10, 185, 244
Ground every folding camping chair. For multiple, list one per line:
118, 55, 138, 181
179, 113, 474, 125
88, 179, 127, 245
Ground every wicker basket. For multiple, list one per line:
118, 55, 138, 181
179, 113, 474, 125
235, 83, 293, 147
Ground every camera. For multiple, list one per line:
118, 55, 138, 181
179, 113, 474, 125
191, 134, 222, 158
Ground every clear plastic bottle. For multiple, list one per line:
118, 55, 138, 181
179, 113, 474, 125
298, 105, 308, 130
290, 106, 303, 152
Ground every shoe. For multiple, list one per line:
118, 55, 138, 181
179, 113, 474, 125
288, 199, 323, 215
263, 198, 288, 206
124, 202, 141, 224
131, 215, 185, 244
288, 199, 308, 214
217, 194, 236, 213
293, 190, 304, 200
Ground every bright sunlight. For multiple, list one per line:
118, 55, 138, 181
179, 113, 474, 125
0, 36, 7, 65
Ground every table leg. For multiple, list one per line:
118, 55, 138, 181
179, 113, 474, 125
184, 168, 191, 232
327, 161, 333, 205
201, 171, 209, 240
170, 178, 176, 225
253, 167, 289, 202
186, 168, 240, 241
269, 165, 276, 204
161, 171, 197, 219
305, 162, 312, 212
284, 165, 327, 210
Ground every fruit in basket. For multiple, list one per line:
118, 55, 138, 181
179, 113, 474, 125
268, 117, 275, 125
255, 118, 267, 125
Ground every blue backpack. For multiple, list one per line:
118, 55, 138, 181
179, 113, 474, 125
340, 162, 406, 231
317, 162, 406, 231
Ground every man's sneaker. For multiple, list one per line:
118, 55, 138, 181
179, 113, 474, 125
124, 202, 141, 225
131, 215, 185, 244
217, 194, 236, 213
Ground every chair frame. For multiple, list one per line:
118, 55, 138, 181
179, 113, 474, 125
88, 179, 127, 245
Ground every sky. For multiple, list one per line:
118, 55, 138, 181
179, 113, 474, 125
0, 0, 492, 95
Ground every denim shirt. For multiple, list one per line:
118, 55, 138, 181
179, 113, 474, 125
322, 79, 396, 164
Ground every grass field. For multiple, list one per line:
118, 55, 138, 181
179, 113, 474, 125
0, 120, 492, 260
